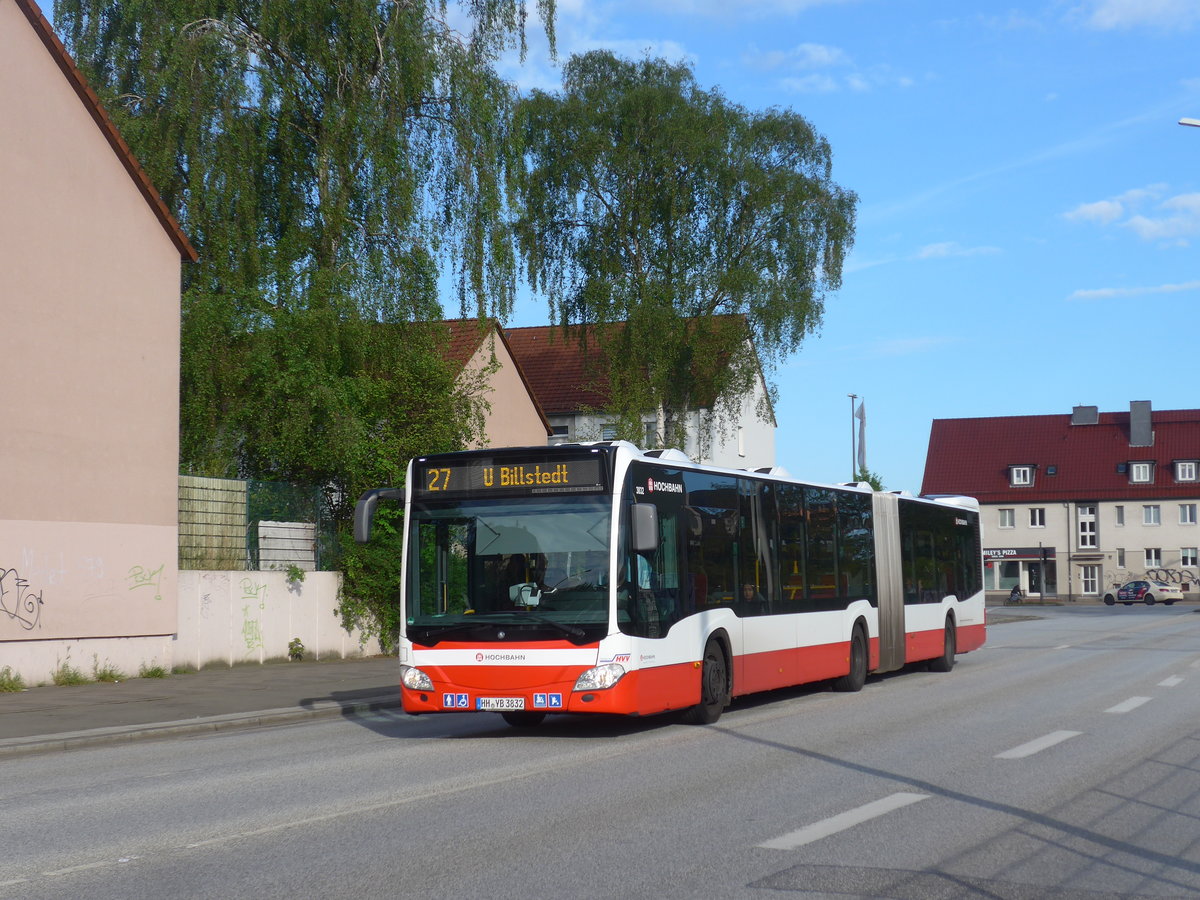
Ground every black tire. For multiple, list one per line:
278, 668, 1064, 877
1103, 594, 1116, 606
1144, 594, 1156, 606
832, 625, 868, 692
501, 710, 547, 728
682, 639, 728, 724
929, 619, 956, 673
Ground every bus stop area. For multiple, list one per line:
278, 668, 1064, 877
0, 656, 401, 758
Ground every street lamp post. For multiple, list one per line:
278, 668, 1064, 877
848, 393, 858, 482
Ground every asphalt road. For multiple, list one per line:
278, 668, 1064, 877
4, 605, 1200, 899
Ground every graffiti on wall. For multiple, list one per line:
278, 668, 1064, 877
240, 578, 266, 651
127, 564, 165, 601
1143, 568, 1197, 585
0, 568, 44, 630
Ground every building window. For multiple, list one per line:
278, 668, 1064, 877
1180, 504, 1197, 525
1145, 548, 1162, 568
1177, 461, 1198, 482
1029, 508, 1045, 528
549, 424, 570, 446
1182, 548, 1198, 568
1130, 462, 1153, 484
1115, 505, 1125, 526
1144, 505, 1161, 526
1116, 548, 1125, 567
600, 424, 618, 441
1081, 565, 1099, 595
999, 508, 1015, 529
1009, 466, 1033, 487
1078, 505, 1097, 548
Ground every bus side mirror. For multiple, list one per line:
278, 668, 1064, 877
353, 488, 404, 543
632, 503, 659, 553
353, 492, 380, 543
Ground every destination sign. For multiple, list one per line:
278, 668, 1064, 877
413, 455, 606, 498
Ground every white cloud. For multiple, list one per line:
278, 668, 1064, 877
780, 74, 841, 94
1062, 184, 1200, 242
1075, 0, 1200, 30
1064, 199, 1124, 224
1068, 280, 1200, 300
914, 242, 1001, 259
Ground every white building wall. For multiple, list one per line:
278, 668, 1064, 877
981, 497, 1200, 599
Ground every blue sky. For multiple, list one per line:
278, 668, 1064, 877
495, 0, 1200, 493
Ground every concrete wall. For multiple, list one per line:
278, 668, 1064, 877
2, 571, 381, 684
174, 571, 380, 670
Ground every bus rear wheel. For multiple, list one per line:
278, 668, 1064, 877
929, 619, 956, 672
502, 711, 547, 728
682, 639, 727, 725
832, 626, 867, 692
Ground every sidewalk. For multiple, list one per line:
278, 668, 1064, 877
0, 656, 401, 759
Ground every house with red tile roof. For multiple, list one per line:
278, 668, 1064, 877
440, 320, 551, 449
1, 0, 196, 676
502, 324, 776, 469
922, 402, 1200, 601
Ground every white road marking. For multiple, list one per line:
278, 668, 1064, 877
1159, 676, 1183, 687
758, 792, 929, 850
995, 730, 1081, 759
1105, 696, 1151, 714
1054, 644, 1071, 650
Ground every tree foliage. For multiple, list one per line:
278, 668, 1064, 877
55, 0, 554, 475
515, 51, 855, 448
54, 0, 554, 644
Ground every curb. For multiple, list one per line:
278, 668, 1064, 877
0, 695, 404, 760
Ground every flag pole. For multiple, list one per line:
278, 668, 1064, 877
847, 393, 858, 481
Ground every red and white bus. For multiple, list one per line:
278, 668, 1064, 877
354, 442, 985, 727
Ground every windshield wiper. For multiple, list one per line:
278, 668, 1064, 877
515, 611, 586, 639
411, 612, 587, 644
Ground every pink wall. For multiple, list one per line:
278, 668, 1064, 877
0, 0, 181, 641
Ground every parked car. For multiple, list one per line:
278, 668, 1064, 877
1102, 580, 1184, 606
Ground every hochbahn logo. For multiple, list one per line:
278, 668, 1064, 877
647, 478, 683, 494
475, 652, 527, 662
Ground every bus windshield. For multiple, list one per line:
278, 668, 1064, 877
407, 496, 612, 645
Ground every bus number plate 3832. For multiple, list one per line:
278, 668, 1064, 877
476, 697, 524, 711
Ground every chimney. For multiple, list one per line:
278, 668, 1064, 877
1071, 405, 1098, 425
1129, 400, 1153, 447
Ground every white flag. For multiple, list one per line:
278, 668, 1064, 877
855, 401, 866, 473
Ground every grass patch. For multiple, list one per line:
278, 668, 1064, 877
0, 666, 26, 692
139, 663, 170, 679
93, 656, 124, 682
51, 661, 89, 686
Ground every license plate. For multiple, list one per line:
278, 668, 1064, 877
476, 697, 524, 711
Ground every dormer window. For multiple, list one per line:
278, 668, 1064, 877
1129, 461, 1154, 484
1009, 465, 1033, 487
1177, 461, 1198, 483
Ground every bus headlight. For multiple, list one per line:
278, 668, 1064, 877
400, 665, 434, 691
574, 663, 626, 691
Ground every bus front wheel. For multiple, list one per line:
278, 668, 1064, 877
832, 625, 867, 692
682, 639, 727, 725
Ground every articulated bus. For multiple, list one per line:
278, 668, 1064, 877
354, 442, 985, 727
